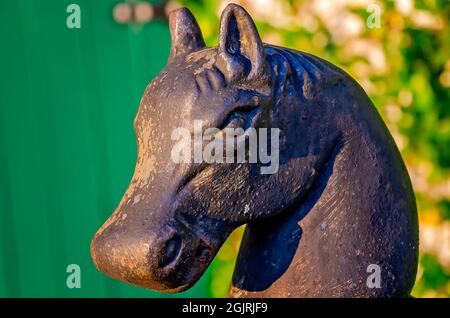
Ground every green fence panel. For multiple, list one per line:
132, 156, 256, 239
0, 0, 211, 297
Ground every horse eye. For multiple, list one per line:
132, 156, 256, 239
220, 104, 260, 131
221, 113, 245, 130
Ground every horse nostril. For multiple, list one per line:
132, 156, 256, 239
159, 235, 182, 268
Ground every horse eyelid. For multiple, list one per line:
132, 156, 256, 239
219, 104, 259, 130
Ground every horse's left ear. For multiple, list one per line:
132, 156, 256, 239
168, 8, 206, 63
216, 4, 267, 83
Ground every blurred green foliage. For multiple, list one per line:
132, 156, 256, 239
180, 0, 450, 298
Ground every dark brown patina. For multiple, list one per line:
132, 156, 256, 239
91, 4, 419, 297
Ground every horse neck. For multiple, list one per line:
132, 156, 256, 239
230, 103, 418, 297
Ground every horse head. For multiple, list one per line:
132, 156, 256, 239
91, 4, 418, 297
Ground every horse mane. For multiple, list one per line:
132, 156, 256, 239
264, 45, 344, 105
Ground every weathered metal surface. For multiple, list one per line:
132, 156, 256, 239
91, 4, 419, 297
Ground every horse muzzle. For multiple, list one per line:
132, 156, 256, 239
90, 212, 217, 292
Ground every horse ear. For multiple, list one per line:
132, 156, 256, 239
216, 4, 267, 83
168, 8, 206, 63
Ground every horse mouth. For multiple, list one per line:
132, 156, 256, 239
193, 236, 212, 266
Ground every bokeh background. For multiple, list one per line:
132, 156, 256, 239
0, 0, 449, 297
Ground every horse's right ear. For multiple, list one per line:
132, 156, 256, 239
215, 4, 267, 83
168, 8, 206, 63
